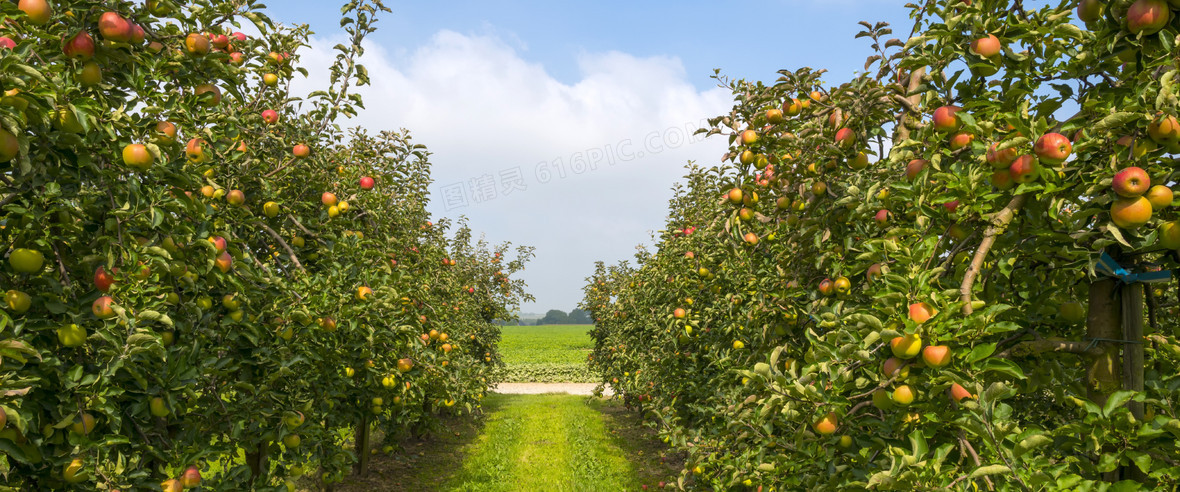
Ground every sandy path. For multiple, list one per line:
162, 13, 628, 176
491, 382, 613, 396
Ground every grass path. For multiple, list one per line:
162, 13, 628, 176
336, 394, 680, 491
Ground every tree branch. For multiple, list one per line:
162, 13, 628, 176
961, 194, 1028, 315
254, 221, 305, 273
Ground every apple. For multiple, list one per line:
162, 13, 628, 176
818, 278, 835, 296
360, 176, 375, 189
742, 232, 759, 245
874, 209, 889, 226
185, 33, 211, 55
813, 412, 838, 435
262, 109, 279, 124
727, 187, 743, 204
908, 302, 935, 324
122, 143, 152, 171
209, 236, 227, 253
949, 383, 974, 403
194, 84, 221, 106
766, 108, 784, 124
292, 144, 310, 158
94, 266, 115, 292
1154, 221, 1180, 252
882, 357, 907, 378
1148, 114, 1180, 143
5, 290, 31, 314
1033, 133, 1072, 165
986, 142, 1018, 168
210, 33, 230, 49
130, 24, 145, 44
92, 296, 116, 319
185, 138, 206, 162
891, 334, 922, 359
57, 323, 86, 347
1008, 155, 1038, 184
990, 169, 1014, 190
1111, 196, 1153, 229
71, 412, 96, 435
215, 251, 233, 272
1077, 0, 1103, 23
180, 466, 202, 488
834, 127, 855, 148
63, 457, 87, 484
892, 385, 915, 406
922, 345, 951, 368
931, 105, 962, 133
740, 129, 758, 145
1146, 185, 1173, 209
1113, 166, 1151, 197
948, 131, 974, 150
98, 12, 133, 42
0, 37, 14, 50
849, 152, 870, 170
226, 189, 245, 206
969, 34, 1001, 58
263, 73, 279, 86
872, 389, 894, 410
398, 358, 414, 373
150, 397, 169, 417
833, 276, 851, 295
1126, 0, 1170, 35
263, 201, 280, 217
322, 192, 338, 206
18, 0, 50, 25
1059, 301, 1087, 323
8, 248, 44, 274
284, 411, 305, 429
866, 263, 882, 282
905, 159, 927, 181
283, 434, 300, 448
356, 286, 373, 301
0, 128, 18, 162
62, 31, 95, 59
78, 61, 102, 87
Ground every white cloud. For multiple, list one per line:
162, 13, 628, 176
290, 30, 732, 312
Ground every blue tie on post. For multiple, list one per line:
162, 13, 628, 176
1095, 252, 1172, 284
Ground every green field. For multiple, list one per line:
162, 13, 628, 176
499, 324, 595, 382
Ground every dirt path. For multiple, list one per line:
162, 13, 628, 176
490, 382, 612, 396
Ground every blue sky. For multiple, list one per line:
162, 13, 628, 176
266, 1, 919, 314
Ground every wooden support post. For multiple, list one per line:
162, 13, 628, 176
1122, 282, 1146, 482
1086, 278, 1122, 407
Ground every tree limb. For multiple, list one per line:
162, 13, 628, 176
254, 221, 305, 273
961, 194, 1028, 315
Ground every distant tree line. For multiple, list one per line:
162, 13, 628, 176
496, 308, 592, 326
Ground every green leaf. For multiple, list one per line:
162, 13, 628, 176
967, 343, 996, 363
970, 465, 1011, 478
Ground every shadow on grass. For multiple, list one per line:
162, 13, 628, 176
331, 397, 507, 492
589, 398, 686, 490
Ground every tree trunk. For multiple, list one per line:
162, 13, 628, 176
246, 441, 269, 483
354, 415, 371, 476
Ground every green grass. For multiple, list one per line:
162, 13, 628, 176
499, 324, 595, 382
442, 394, 669, 491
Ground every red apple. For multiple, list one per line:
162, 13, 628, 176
261, 109, 279, 124
922, 345, 951, 368
292, 144, 310, 158
986, 142, 1018, 169
818, 278, 835, 296
18, 0, 51, 25
874, 209, 890, 226
180, 466, 201, 488
92, 296, 116, 319
94, 266, 115, 292
1008, 155, 1038, 184
1126, 0, 1170, 35
0, 37, 17, 50
990, 169, 1014, 190
908, 302, 934, 324
209, 236, 227, 253
949, 383, 974, 403
1034, 133, 1072, 165
215, 251, 233, 273
98, 12, 133, 43
233, 32, 248, 42
866, 263, 882, 282
943, 200, 960, 213
62, 31, 95, 59
905, 159, 928, 181
931, 105, 962, 133
1112, 166, 1150, 197
322, 192, 338, 206
834, 127, 855, 148
1111, 196, 1153, 229
359, 176, 375, 190
948, 131, 974, 150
